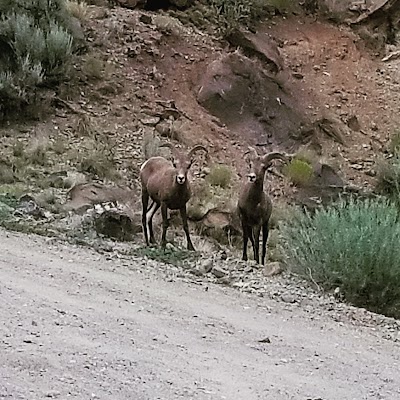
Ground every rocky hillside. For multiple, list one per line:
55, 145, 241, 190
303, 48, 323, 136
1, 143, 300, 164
1, 0, 400, 250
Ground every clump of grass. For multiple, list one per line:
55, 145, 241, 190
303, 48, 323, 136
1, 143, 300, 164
389, 129, 400, 154
76, 114, 95, 136
78, 151, 119, 180
376, 155, 400, 200
82, 55, 105, 80
282, 197, 400, 318
153, 14, 185, 36
65, 0, 89, 21
136, 246, 197, 267
206, 164, 232, 188
0, 161, 15, 184
51, 137, 67, 155
30, 146, 48, 166
12, 141, 25, 158
283, 158, 314, 186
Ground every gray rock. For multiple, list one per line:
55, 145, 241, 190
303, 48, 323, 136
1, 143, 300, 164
263, 262, 284, 277
212, 266, 228, 278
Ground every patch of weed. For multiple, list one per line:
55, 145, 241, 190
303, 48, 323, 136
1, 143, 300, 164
65, 0, 89, 21
284, 158, 313, 186
376, 155, 400, 202
51, 137, 67, 155
282, 197, 400, 319
29, 145, 47, 166
82, 55, 105, 81
206, 164, 232, 188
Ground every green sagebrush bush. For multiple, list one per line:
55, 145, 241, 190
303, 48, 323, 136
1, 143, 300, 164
0, 0, 75, 115
205, 0, 292, 36
281, 197, 400, 318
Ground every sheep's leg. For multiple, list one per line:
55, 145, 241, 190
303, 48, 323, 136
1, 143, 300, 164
180, 206, 195, 251
160, 203, 169, 249
242, 221, 250, 261
261, 222, 269, 265
146, 201, 160, 244
141, 191, 150, 246
253, 226, 261, 264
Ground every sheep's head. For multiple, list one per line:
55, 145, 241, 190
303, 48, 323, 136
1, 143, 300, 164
161, 144, 208, 185
245, 147, 288, 183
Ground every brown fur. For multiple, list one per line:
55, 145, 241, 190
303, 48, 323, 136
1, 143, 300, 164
237, 148, 288, 264
140, 145, 207, 250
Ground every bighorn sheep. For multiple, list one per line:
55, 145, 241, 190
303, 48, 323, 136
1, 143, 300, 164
237, 147, 289, 265
140, 143, 207, 251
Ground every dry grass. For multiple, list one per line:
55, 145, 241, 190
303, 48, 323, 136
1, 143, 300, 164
76, 114, 95, 137
29, 145, 48, 166
65, 0, 89, 22
206, 164, 232, 188
0, 162, 15, 184
82, 55, 106, 81
50, 137, 67, 155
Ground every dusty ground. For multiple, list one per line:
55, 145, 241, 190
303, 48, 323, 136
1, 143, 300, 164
1, 229, 399, 400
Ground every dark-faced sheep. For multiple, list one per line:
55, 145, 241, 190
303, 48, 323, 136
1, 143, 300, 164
237, 147, 289, 264
140, 144, 207, 251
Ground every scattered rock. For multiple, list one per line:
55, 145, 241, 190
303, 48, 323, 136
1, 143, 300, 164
212, 266, 228, 278
198, 258, 213, 274
263, 262, 284, 277
346, 115, 361, 131
226, 28, 284, 73
140, 116, 161, 126
258, 337, 271, 343
14, 195, 46, 219
292, 72, 304, 79
64, 183, 136, 214
93, 205, 141, 241
139, 14, 152, 24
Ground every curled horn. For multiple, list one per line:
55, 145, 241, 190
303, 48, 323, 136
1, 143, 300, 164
188, 145, 208, 159
244, 146, 259, 161
262, 151, 289, 165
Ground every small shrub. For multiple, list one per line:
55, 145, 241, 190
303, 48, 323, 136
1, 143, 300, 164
82, 55, 104, 80
282, 197, 400, 318
0, 0, 77, 116
376, 155, 400, 199
389, 130, 400, 154
206, 164, 232, 188
0, 161, 15, 184
12, 141, 25, 158
51, 137, 67, 154
65, 0, 89, 21
283, 158, 314, 186
204, 0, 285, 36
78, 151, 118, 180
29, 145, 47, 166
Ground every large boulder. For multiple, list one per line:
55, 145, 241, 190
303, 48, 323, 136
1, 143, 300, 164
197, 52, 305, 149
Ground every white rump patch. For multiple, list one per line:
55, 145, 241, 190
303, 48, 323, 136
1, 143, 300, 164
140, 159, 150, 171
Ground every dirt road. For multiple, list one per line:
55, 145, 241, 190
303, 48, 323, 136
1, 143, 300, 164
0, 229, 399, 400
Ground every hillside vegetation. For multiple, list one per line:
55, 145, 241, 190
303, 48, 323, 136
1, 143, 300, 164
1, 0, 400, 318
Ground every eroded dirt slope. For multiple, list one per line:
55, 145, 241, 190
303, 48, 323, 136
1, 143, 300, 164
1, 229, 399, 399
